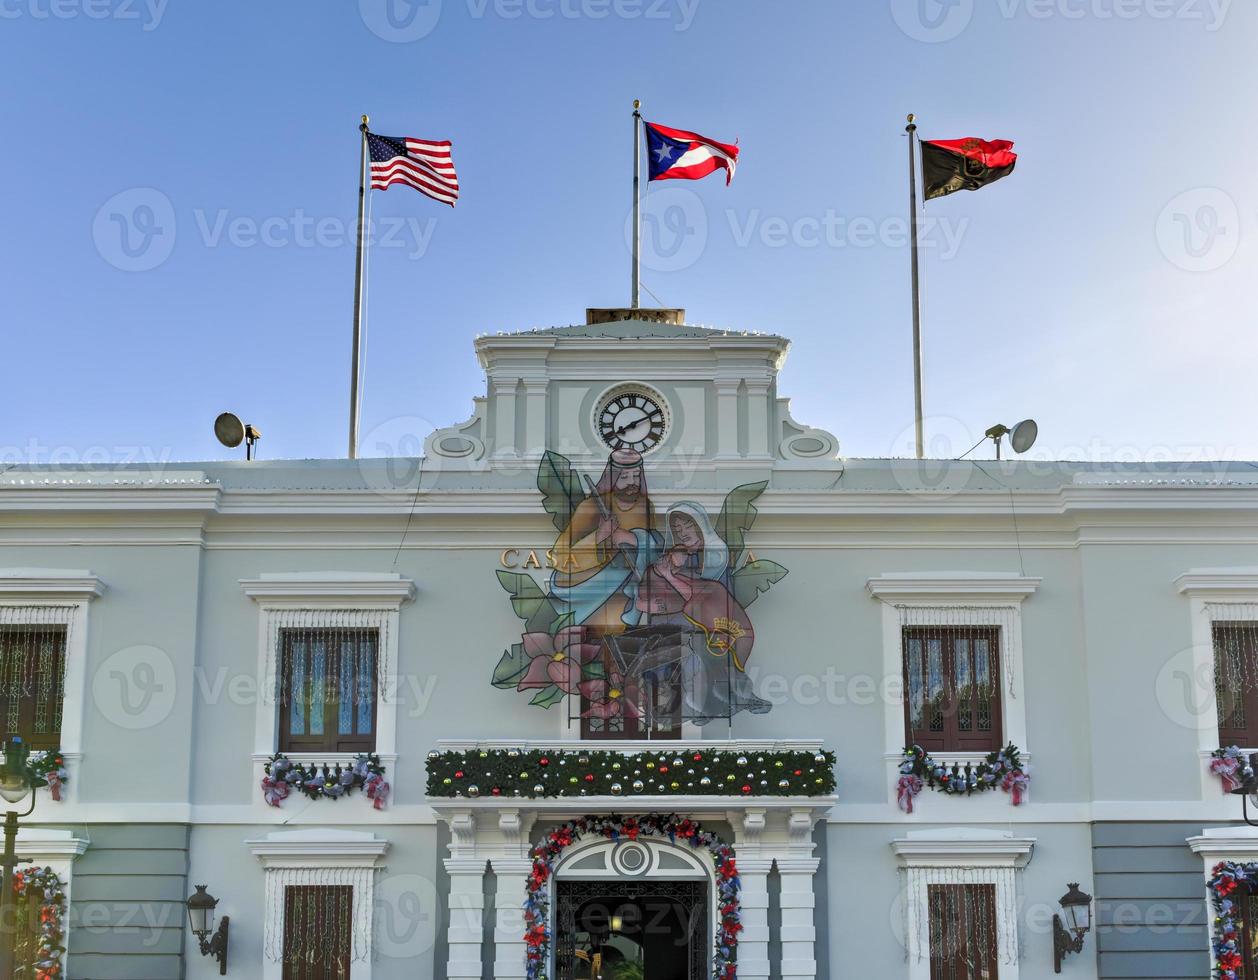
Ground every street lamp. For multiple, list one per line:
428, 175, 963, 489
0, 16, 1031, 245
1228, 752, 1258, 827
0, 737, 44, 978
1053, 882, 1093, 972
185, 884, 229, 974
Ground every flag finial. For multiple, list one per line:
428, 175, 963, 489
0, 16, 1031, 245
633, 99, 641, 111
907, 113, 915, 124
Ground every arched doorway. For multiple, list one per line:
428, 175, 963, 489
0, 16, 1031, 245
552, 837, 713, 980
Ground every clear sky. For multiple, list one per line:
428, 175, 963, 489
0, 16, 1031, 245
4, 0, 1255, 466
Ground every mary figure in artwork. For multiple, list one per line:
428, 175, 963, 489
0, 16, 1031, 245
632, 501, 770, 722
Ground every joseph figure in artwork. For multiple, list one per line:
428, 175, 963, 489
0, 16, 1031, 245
548, 448, 656, 635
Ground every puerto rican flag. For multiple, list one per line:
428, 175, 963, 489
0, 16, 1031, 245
645, 121, 739, 185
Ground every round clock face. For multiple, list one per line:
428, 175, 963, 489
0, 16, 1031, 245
595, 387, 668, 454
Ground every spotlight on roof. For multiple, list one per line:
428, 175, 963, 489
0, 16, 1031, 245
985, 419, 1037, 460
214, 413, 261, 461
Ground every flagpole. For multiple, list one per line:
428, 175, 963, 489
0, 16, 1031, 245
632, 98, 642, 310
349, 114, 369, 460
906, 113, 925, 459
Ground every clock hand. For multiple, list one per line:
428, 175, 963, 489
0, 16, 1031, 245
614, 411, 662, 437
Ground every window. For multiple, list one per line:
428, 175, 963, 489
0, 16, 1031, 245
928, 883, 999, 980
282, 885, 353, 980
0, 626, 67, 750
903, 626, 1002, 753
279, 629, 377, 754
1215, 622, 1258, 747
578, 650, 681, 741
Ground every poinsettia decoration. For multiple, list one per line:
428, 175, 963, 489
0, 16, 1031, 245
28, 750, 68, 802
261, 753, 389, 809
12, 864, 67, 979
1210, 747, 1252, 794
1210, 861, 1258, 979
524, 813, 739, 980
896, 743, 1028, 813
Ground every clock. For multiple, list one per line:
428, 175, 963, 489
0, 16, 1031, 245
595, 386, 669, 454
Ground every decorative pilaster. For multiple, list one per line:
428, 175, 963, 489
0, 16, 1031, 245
730, 808, 770, 979
744, 380, 772, 458
443, 811, 486, 979
714, 378, 741, 458
488, 857, 533, 979
521, 380, 548, 457
776, 857, 821, 978
492, 379, 520, 458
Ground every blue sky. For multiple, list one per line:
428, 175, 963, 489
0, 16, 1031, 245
4, 0, 1255, 465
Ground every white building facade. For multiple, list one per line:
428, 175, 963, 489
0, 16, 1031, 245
0, 309, 1255, 979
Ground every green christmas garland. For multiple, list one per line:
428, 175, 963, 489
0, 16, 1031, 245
426, 747, 836, 799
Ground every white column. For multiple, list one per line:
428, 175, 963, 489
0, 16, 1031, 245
736, 857, 773, 979
443, 857, 487, 979
489, 857, 533, 980
776, 857, 820, 978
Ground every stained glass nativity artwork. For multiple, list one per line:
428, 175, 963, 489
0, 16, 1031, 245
492, 449, 788, 731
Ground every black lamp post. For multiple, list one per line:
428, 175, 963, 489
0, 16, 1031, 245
185, 884, 229, 974
0, 737, 43, 978
1229, 752, 1258, 827
1053, 882, 1094, 972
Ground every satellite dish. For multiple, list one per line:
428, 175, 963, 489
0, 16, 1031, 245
1010, 419, 1038, 455
214, 413, 245, 449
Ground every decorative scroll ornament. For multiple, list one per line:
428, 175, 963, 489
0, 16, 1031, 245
524, 813, 740, 980
426, 747, 836, 799
896, 744, 1028, 813
1211, 746, 1252, 794
262, 754, 389, 809
12, 865, 67, 979
491, 450, 788, 729
1210, 862, 1258, 979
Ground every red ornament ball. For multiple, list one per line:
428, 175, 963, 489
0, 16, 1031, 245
454, 770, 465, 779
584, 774, 594, 782
741, 785, 752, 794
539, 758, 550, 766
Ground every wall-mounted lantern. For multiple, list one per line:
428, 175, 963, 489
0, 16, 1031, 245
186, 884, 229, 974
1053, 882, 1093, 972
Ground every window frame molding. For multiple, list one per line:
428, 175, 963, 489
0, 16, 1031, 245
1176, 567, 1258, 796
247, 828, 389, 980
1188, 825, 1258, 959
0, 568, 104, 805
892, 828, 1035, 980
868, 573, 1039, 809
242, 573, 414, 804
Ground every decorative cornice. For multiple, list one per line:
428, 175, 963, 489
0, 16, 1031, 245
14, 829, 89, 859
246, 829, 389, 868
1188, 827, 1258, 859
0, 568, 104, 601
892, 829, 1036, 868
866, 572, 1041, 601
240, 572, 415, 605
1176, 568, 1258, 597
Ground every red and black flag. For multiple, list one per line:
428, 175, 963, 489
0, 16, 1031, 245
921, 138, 1017, 201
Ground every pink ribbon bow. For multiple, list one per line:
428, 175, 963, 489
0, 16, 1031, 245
896, 774, 923, 813
261, 775, 290, 808
1212, 756, 1243, 793
1001, 771, 1030, 806
45, 769, 63, 802
365, 774, 390, 810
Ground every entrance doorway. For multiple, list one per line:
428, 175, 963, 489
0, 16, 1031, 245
554, 879, 709, 980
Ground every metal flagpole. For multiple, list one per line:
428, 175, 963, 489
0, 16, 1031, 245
348, 114, 370, 459
632, 99, 642, 310
906, 113, 925, 459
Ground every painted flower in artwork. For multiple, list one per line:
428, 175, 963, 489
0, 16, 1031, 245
579, 670, 640, 719
516, 627, 598, 694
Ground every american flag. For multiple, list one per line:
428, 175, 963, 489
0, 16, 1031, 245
367, 132, 459, 206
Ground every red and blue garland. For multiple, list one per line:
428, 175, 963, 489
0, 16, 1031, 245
896, 743, 1029, 812
523, 813, 740, 980
1210, 861, 1258, 978
12, 864, 67, 979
